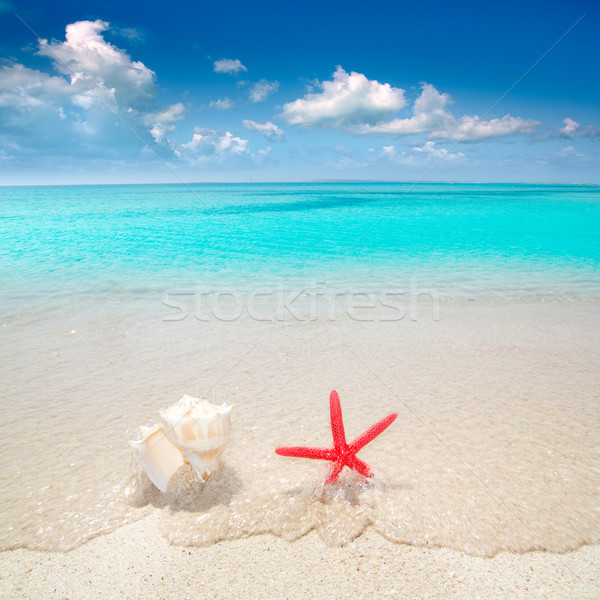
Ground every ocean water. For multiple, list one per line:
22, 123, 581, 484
1, 183, 599, 555
1, 182, 600, 306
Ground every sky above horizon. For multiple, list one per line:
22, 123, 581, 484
0, 0, 598, 184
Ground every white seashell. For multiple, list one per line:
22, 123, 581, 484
129, 396, 233, 491
129, 424, 185, 493
160, 394, 233, 481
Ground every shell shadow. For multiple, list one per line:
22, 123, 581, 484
130, 463, 242, 512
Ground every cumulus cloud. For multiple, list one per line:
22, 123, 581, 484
142, 102, 186, 142
213, 58, 247, 75
0, 21, 193, 159
283, 69, 539, 142
553, 145, 584, 158
0, 20, 260, 168
379, 141, 464, 164
249, 79, 279, 102
435, 114, 539, 141
356, 83, 539, 141
0, 62, 88, 151
242, 119, 284, 139
38, 20, 156, 106
257, 146, 274, 158
209, 98, 234, 110
560, 117, 599, 138
281, 66, 406, 127
176, 128, 249, 159
532, 144, 589, 166
560, 117, 579, 137
412, 140, 465, 161
355, 83, 453, 135
0, 63, 72, 110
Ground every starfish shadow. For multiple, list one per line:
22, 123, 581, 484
280, 471, 382, 507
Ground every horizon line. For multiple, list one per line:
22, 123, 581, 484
1, 180, 599, 188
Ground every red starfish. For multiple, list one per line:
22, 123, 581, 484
275, 390, 398, 484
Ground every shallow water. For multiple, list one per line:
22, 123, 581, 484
1, 183, 599, 555
1, 298, 599, 555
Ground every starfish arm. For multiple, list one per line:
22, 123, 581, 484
275, 446, 335, 460
347, 454, 373, 478
349, 413, 398, 453
325, 460, 345, 484
329, 390, 347, 450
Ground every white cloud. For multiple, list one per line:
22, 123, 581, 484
553, 145, 585, 159
113, 26, 147, 45
434, 114, 539, 141
374, 141, 464, 165
281, 66, 406, 127
213, 58, 247, 75
412, 140, 465, 161
0, 21, 266, 170
257, 146, 273, 157
0, 21, 187, 157
355, 83, 453, 135
531, 144, 590, 166
0, 63, 72, 109
176, 128, 249, 160
209, 98, 234, 110
560, 117, 599, 138
560, 117, 579, 137
242, 119, 284, 139
283, 70, 539, 142
38, 20, 156, 106
249, 79, 279, 102
0, 63, 91, 152
143, 102, 186, 142
333, 145, 353, 156
356, 83, 539, 141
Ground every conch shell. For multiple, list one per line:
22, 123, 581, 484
129, 395, 232, 492
129, 424, 186, 493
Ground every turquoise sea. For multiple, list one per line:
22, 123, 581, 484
1, 182, 600, 307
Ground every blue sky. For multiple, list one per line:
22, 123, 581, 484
0, 0, 598, 184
